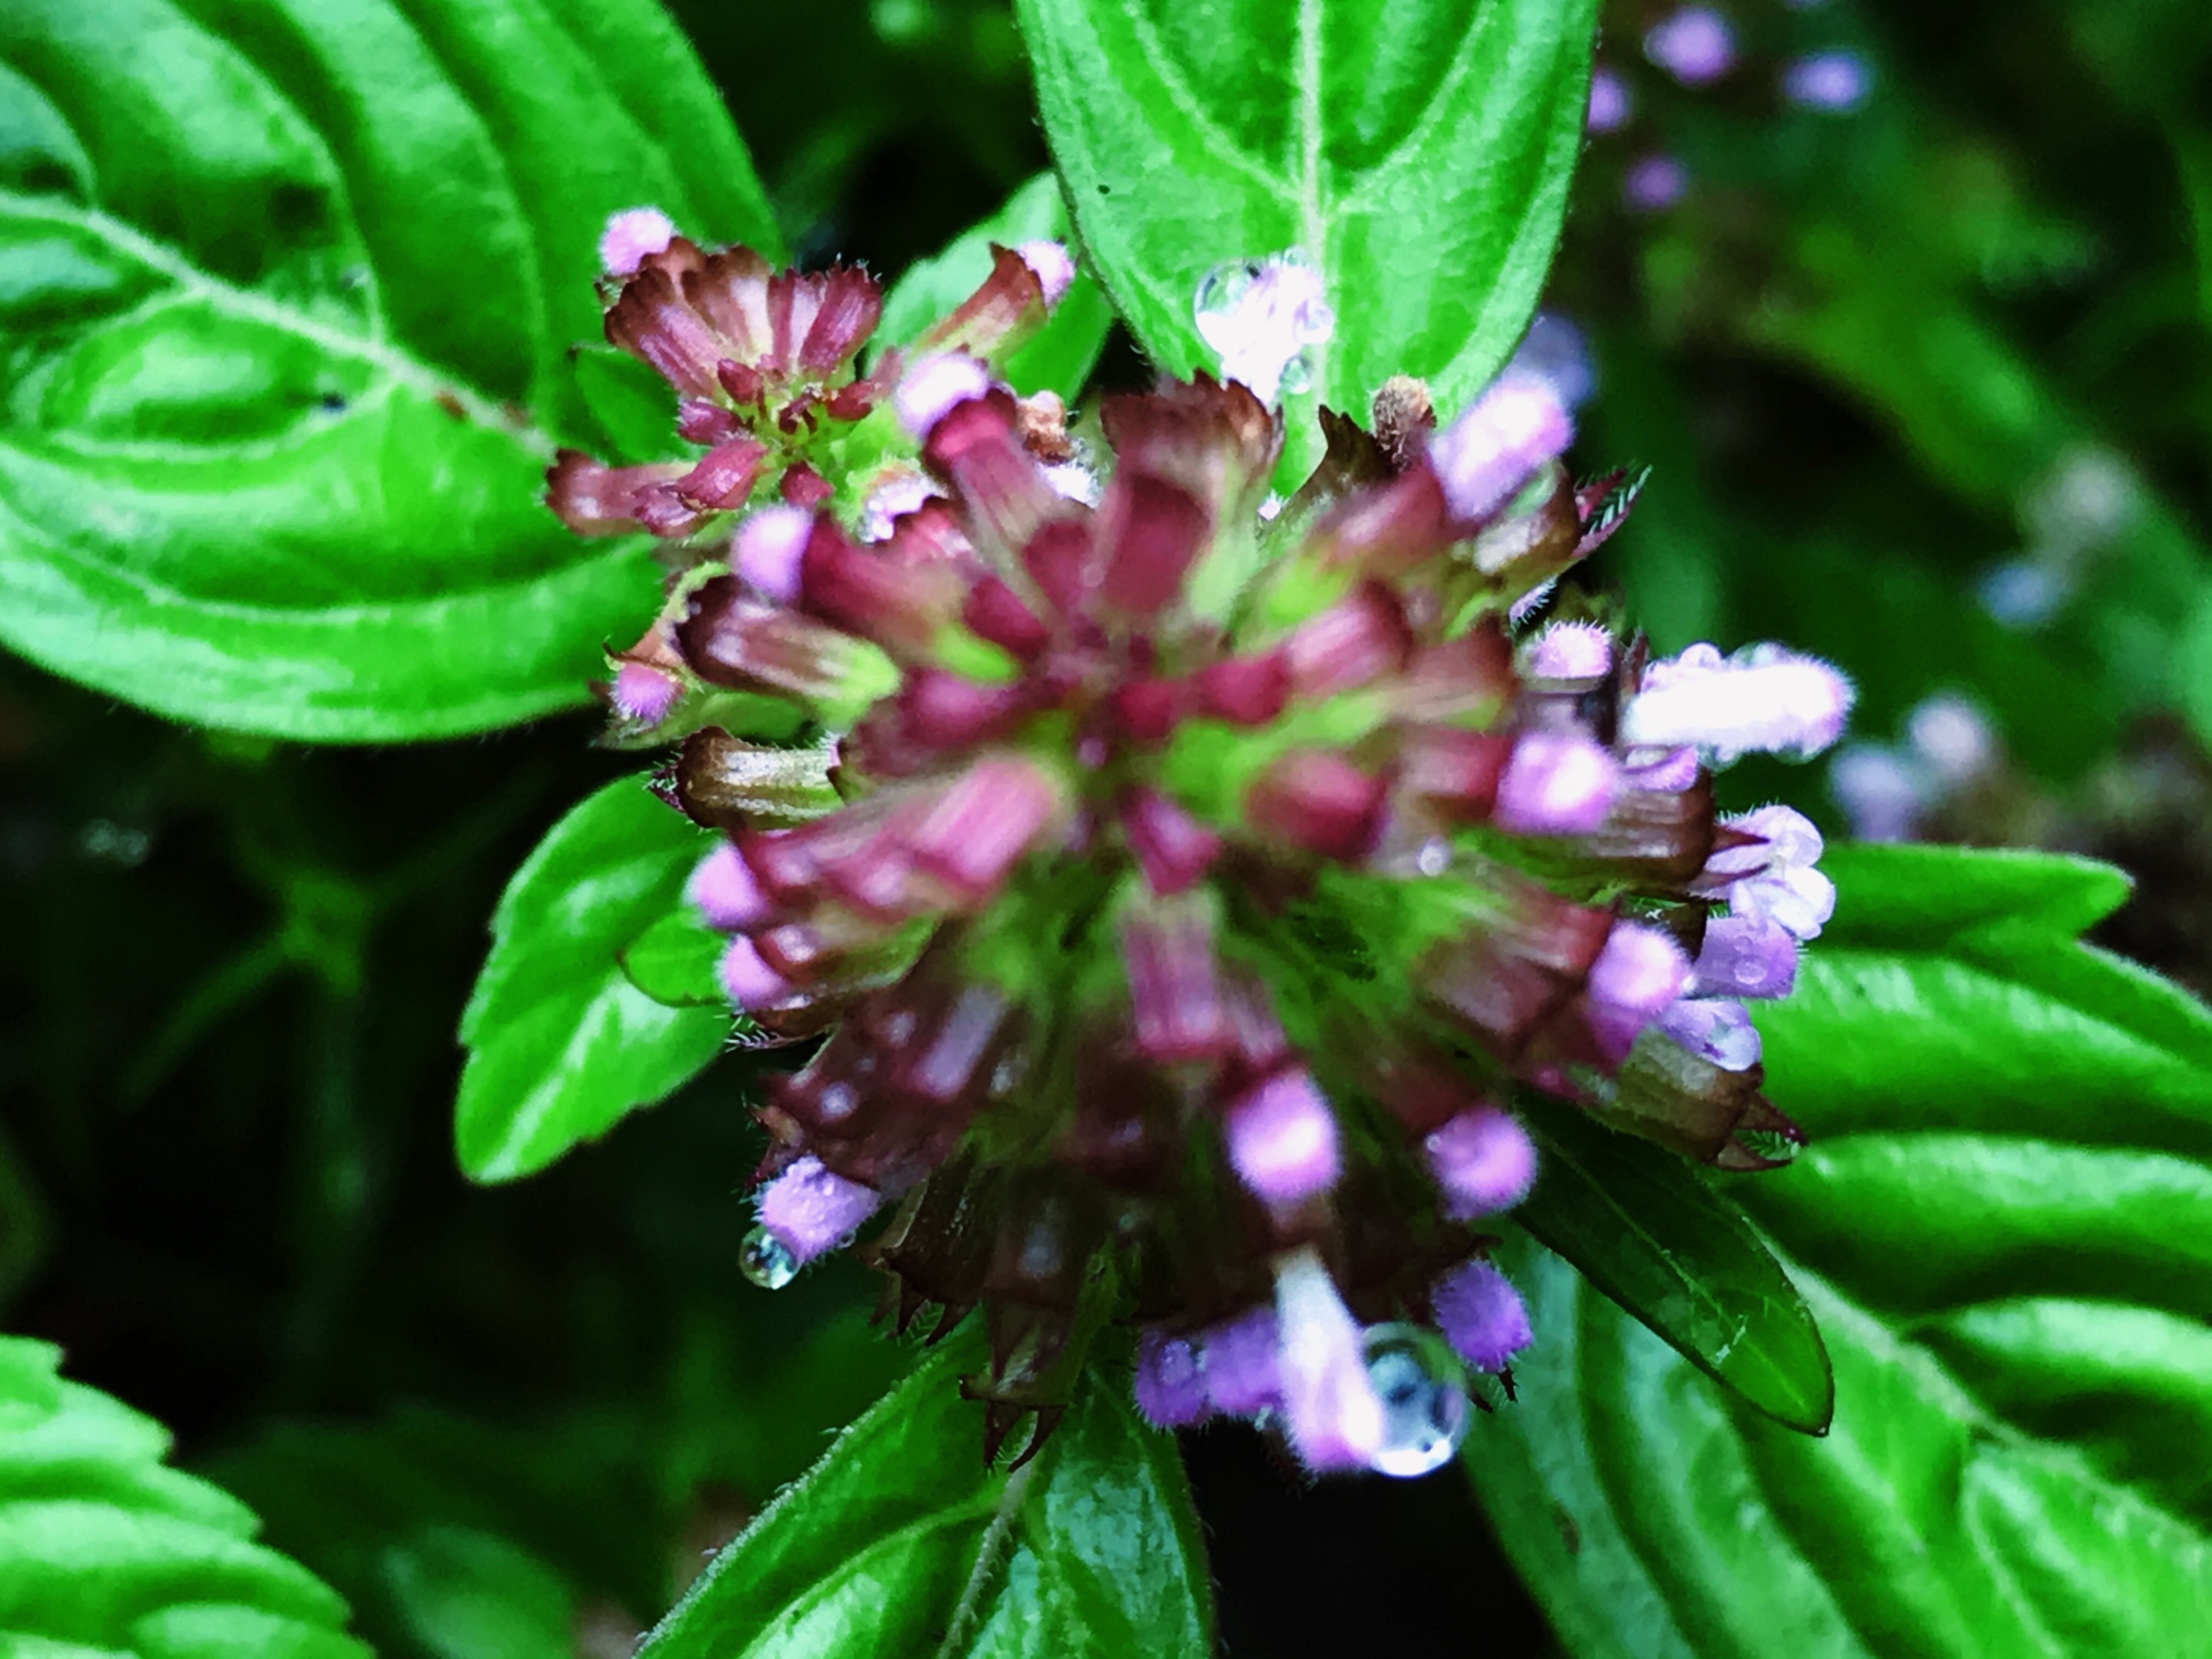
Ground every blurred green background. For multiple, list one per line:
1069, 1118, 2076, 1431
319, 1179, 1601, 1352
5, 1, 2211, 1653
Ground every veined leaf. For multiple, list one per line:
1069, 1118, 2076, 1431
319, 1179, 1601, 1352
457, 778, 729, 1182
0, 1334, 369, 1657
1014, 0, 1598, 451
1465, 844, 2212, 1659
1516, 1101, 1832, 1435
0, 0, 777, 740
876, 173, 1115, 404
640, 1335, 1214, 1658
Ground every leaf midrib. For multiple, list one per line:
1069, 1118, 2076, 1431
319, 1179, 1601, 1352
1, 186, 548, 455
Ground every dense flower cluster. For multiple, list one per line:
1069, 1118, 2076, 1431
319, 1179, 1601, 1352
561, 227, 1849, 1474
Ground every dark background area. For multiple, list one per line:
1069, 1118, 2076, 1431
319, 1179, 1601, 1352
7, 1, 2212, 1653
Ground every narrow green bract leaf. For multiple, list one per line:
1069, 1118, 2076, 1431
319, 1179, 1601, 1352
1466, 845, 2212, 1659
0, 0, 777, 740
457, 779, 730, 1182
876, 174, 1116, 402
1013, 0, 1598, 421
640, 1335, 1214, 1659
1516, 1102, 1833, 1435
0, 1334, 369, 1657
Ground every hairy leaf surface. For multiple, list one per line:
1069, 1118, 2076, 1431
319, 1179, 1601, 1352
0, 0, 776, 737
458, 778, 728, 1182
1466, 844, 2212, 1659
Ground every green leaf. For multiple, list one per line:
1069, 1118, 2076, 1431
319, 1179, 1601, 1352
0, 1333, 369, 1658
1013, 0, 1598, 439
1515, 1102, 1832, 1435
876, 173, 1115, 403
0, 0, 777, 740
640, 1333, 1214, 1658
457, 778, 730, 1182
621, 909, 727, 1008
1466, 844, 2212, 1659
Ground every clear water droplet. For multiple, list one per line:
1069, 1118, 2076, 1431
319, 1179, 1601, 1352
1194, 259, 1262, 331
1416, 836, 1452, 877
1362, 1323, 1470, 1478
1276, 351, 1313, 396
740, 1224, 798, 1290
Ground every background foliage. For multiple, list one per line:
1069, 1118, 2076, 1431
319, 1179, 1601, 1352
7, 0, 2212, 1654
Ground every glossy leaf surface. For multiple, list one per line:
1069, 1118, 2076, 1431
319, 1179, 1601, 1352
458, 779, 729, 1182
0, 0, 776, 738
1517, 1103, 1832, 1434
1014, 0, 1598, 429
1467, 844, 2212, 1659
640, 1335, 1214, 1658
0, 1334, 369, 1657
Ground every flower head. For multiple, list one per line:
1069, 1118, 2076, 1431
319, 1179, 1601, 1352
550, 223, 1078, 743
559, 236, 1843, 1469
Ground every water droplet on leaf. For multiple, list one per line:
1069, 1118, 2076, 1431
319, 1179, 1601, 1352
740, 1224, 798, 1289
1362, 1323, 1469, 1478
1194, 259, 1262, 329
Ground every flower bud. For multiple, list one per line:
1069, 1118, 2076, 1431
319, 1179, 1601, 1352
1200, 1308, 1284, 1416
1783, 52, 1872, 112
1587, 67, 1632, 133
1495, 733, 1619, 835
687, 843, 771, 931
1432, 1260, 1532, 1372
1225, 1068, 1343, 1204
611, 660, 680, 726
735, 504, 814, 603
1584, 921, 1694, 1061
1134, 1330, 1210, 1428
1424, 1108, 1538, 1219
758, 1155, 882, 1263
896, 352, 993, 439
1123, 789, 1223, 897
719, 935, 790, 1011
1622, 644, 1853, 764
1015, 240, 1078, 308
1644, 8, 1734, 84
1273, 1247, 1386, 1471
598, 205, 676, 276
1525, 621, 1614, 681
1427, 373, 1571, 524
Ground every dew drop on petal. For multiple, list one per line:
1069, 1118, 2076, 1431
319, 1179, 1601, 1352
1361, 1323, 1470, 1478
740, 1224, 798, 1290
